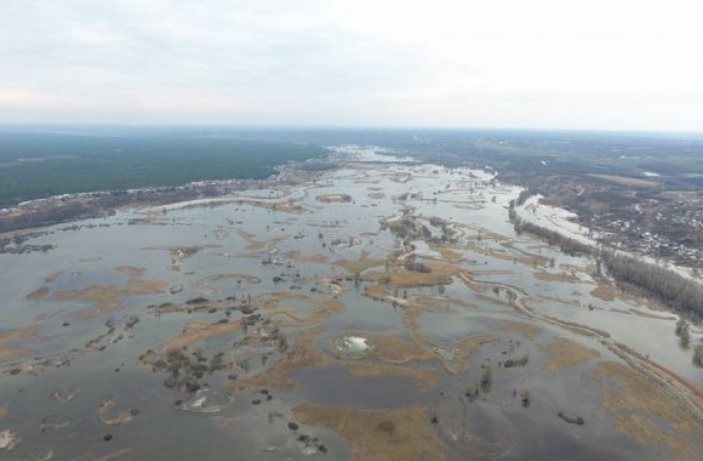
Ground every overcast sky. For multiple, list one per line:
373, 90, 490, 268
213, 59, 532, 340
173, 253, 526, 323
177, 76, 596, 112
1, 0, 702, 131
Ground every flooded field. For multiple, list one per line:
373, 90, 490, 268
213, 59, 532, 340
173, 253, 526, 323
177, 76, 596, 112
1, 154, 703, 460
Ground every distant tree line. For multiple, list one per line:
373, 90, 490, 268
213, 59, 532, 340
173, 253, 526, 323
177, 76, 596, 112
600, 252, 703, 319
513, 188, 540, 207
511, 213, 591, 256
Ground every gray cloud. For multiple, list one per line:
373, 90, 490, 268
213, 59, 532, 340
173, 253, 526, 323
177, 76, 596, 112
1, 0, 702, 130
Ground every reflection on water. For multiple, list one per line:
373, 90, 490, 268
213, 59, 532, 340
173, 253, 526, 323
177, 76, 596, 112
0, 156, 701, 460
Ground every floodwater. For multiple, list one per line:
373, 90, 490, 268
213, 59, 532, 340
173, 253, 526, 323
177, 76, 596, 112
1, 152, 702, 460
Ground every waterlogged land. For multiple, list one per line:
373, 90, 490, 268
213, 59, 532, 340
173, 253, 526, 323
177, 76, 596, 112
1, 153, 703, 460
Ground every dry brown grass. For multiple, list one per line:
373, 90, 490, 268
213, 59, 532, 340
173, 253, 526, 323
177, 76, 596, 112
534, 270, 582, 283
367, 334, 434, 364
343, 362, 439, 390
145, 244, 220, 260
229, 328, 439, 393
594, 361, 703, 458
335, 251, 386, 274
251, 199, 305, 213
235, 229, 289, 254
364, 284, 389, 302
293, 404, 447, 461
164, 319, 243, 351
364, 261, 464, 289
427, 243, 465, 264
433, 335, 497, 374
44, 271, 62, 283
0, 325, 40, 363
591, 280, 664, 312
97, 399, 134, 426
26, 286, 49, 301
260, 292, 312, 310
193, 273, 260, 296
235, 229, 265, 250
268, 297, 346, 327
116, 266, 145, 277
229, 328, 324, 392
498, 320, 543, 339
467, 242, 546, 266
54, 268, 167, 318
542, 337, 599, 371
285, 250, 329, 264
590, 284, 616, 302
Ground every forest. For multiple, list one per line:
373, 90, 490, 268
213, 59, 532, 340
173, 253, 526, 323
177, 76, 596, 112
0, 129, 325, 208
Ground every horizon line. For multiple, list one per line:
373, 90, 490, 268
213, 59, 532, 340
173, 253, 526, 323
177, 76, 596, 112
0, 123, 702, 138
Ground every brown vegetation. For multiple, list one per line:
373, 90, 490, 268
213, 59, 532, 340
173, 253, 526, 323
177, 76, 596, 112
0, 325, 40, 363
433, 335, 497, 374
285, 250, 329, 263
116, 266, 146, 277
293, 404, 447, 461
542, 337, 600, 371
316, 193, 352, 203
54, 268, 167, 318
593, 361, 703, 457
25, 286, 49, 301
235, 229, 289, 254
229, 328, 439, 393
498, 320, 543, 339
334, 251, 385, 274
97, 399, 136, 426
164, 319, 243, 351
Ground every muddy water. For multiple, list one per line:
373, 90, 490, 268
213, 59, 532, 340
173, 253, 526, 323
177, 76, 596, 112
1, 156, 702, 460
